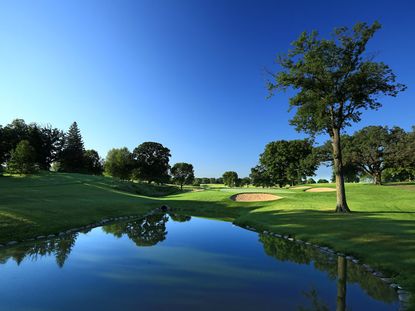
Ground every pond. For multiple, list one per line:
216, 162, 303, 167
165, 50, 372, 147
0, 213, 398, 310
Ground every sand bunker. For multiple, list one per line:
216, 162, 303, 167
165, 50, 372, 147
305, 187, 336, 193
230, 193, 282, 202
290, 186, 311, 190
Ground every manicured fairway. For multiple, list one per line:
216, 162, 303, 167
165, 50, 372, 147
1, 172, 414, 308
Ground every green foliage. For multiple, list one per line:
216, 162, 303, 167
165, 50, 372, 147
7, 140, 36, 174
250, 165, 273, 187
268, 22, 405, 136
222, 171, 238, 187
193, 178, 202, 186
0, 119, 64, 169
0, 173, 415, 307
83, 149, 103, 175
268, 21, 406, 211
331, 126, 413, 184
59, 122, 85, 172
171, 162, 195, 190
307, 178, 316, 184
239, 177, 251, 187
133, 142, 171, 184
104, 147, 134, 180
254, 139, 317, 187
317, 179, 329, 184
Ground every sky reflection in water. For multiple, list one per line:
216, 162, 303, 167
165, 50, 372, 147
0, 214, 398, 311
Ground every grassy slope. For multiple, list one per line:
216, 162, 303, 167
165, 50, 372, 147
1, 173, 414, 307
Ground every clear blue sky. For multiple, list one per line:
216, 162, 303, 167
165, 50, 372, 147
0, 0, 414, 178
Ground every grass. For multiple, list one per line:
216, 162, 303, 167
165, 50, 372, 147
1, 172, 414, 308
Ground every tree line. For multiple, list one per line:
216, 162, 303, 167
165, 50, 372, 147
0, 119, 196, 189
248, 125, 415, 187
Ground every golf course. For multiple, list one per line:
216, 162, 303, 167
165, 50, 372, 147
1, 172, 414, 308
1, 1, 415, 309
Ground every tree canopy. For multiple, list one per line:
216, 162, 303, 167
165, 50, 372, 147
254, 139, 317, 187
171, 162, 195, 190
133, 142, 171, 184
60, 122, 85, 172
83, 149, 104, 175
104, 147, 134, 180
267, 22, 406, 212
7, 140, 36, 174
222, 171, 238, 187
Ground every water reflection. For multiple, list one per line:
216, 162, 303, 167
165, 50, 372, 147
0, 233, 79, 267
103, 213, 170, 247
0, 214, 397, 309
259, 233, 397, 309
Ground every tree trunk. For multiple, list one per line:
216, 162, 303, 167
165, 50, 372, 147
180, 183, 183, 190
374, 172, 382, 185
336, 256, 347, 311
332, 128, 351, 213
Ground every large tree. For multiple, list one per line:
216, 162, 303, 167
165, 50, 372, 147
250, 165, 273, 187
104, 147, 134, 180
171, 162, 195, 190
133, 142, 171, 184
222, 171, 238, 187
59, 122, 85, 172
255, 139, 317, 187
344, 126, 404, 184
268, 22, 405, 212
83, 149, 104, 175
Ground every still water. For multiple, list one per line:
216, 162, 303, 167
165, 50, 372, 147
0, 214, 398, 310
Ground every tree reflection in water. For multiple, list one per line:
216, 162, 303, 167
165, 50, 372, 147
103, 213, 169, 247
0, 214, 400, 310
0, 213, 191, 268
0, 233, 79, 268
259, 234, 397, 310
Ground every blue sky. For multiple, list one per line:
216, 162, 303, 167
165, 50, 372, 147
0, 0, 414, 178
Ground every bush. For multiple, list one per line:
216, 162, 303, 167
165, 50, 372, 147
7, 140, 36, 174
317, 179, 329, 183
307, 178, 316, 184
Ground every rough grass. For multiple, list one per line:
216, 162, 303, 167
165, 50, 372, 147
1, 173, 414, 308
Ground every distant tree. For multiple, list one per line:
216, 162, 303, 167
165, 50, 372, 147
257, 140, 317, 187
0, 120, 65, 170
83, 149, 103, 175
104, 148, 134, 180
222, 171, 238, 187
171, 162, 195, 190
193, 178, 202, 186
216, 177, 223, 184
133, 142, 171, 184
7, 140, 36, 174
209, 177, 216, 184
59, 122, 85, 172
0, 119, 29, 163
341, 126, 404, 184
268, 21, 406, 212
307, 178, 316, 184
250, 165, 273, 187
201, 177, 210, 184
38, 125, 65, 170
317, 179, 329, 184
239, 177, 251, 187
386, 126, 415, 180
